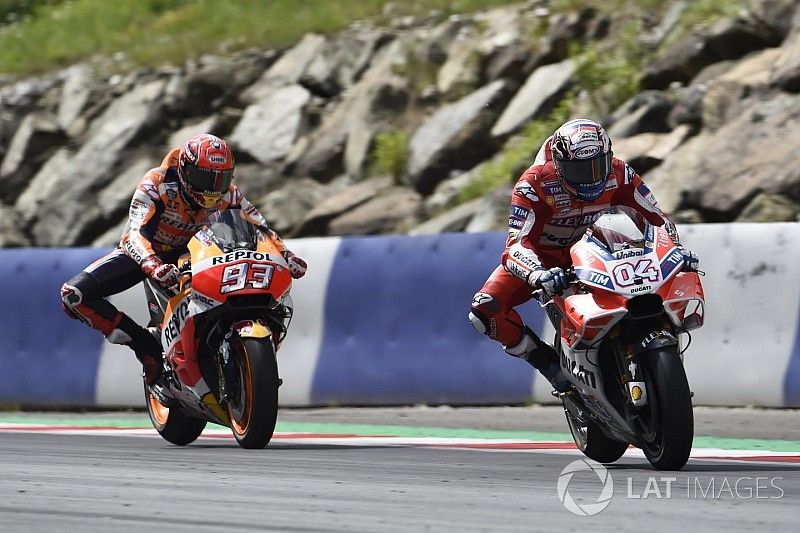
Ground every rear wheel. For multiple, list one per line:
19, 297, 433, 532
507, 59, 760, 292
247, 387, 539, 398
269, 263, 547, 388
563, 398, 628, 463
145, 386, 207, 446
227, 337, 279, 449
635, 347, 693, 470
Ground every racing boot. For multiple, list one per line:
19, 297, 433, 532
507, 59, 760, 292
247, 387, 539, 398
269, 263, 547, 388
107, 315, 164, 386
505, 327, 570, 392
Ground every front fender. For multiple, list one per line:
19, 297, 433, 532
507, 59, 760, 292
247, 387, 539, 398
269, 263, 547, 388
232, 319, 272, 339
639, 329, 678, 351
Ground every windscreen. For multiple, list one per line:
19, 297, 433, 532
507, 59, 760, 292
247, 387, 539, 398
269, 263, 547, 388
205, 209, 258, 251
590, 209, 646, 252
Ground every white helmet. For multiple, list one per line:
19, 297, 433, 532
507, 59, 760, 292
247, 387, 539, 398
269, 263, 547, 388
551, 119, 613, 202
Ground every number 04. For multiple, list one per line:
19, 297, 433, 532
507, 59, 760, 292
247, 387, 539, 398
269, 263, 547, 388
220, 262, 273, 294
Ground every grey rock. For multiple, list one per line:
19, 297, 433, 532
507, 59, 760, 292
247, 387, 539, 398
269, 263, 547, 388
240, 34, 326, 104
408, 79, 511, 195
258, 178, 329, 234
303, 26, 394, 96
646, 92, 800, 219
524, 8, 597, 73
484, 42, 530, 83
769, 7, 800, 91
0, 204, 30, 247
96, 154, 156, 220
736, 193, 800, 222
229, 85, 311, 165
14, 148, 72, 220
702, 47, 780, 130
293, 177, 393, 236
606, 91, 673, 138
612, 125, 694, 175
291, 38, 409, 182
30, 79, 166, 245
57, 65, 93, 132
0, 112, 65, 203
491, 59, 573, 138
328, 186, 422, 235
747, 0, 799, 42
166, 116, 220, 150
464, 186, 512, 232
409, 197, 484, 235
424, 170, 479, 214
642, 16, 779, 89
91, 216, 128, 247
230, 163, 284, 200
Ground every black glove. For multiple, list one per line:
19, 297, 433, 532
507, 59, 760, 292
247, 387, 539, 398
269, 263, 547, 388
529, 267, 569, 299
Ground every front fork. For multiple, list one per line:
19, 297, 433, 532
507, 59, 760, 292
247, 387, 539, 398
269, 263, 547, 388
216, 320, 274, 404
611, 319, 679, 409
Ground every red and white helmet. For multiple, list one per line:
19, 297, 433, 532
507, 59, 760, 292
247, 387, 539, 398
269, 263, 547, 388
177, 133, 235, 209
551, 119, 612, 202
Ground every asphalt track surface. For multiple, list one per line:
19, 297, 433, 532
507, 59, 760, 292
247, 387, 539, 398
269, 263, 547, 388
1, 406, 799, 532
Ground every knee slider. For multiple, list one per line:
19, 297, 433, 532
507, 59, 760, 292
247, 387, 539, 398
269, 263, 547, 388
469, 292, 497, 337
60, 283, 83, 318
60, 272, 98, 319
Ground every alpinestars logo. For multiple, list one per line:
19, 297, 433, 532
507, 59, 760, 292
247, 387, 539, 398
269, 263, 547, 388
515, 184, 538, 202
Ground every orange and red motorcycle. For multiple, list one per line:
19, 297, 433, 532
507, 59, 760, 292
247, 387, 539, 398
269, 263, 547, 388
143, 209, 293, 449
538, 210, 705, 470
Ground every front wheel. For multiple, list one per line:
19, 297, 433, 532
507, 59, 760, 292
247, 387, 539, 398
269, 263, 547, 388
227, 337, 280, 449
636, 347, 694, 470
563, 397, 628, 464
145, 386, 207, 446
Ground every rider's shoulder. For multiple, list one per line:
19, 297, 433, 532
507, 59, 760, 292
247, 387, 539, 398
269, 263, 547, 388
609, 157, 638, 186
513, 162, 559, 204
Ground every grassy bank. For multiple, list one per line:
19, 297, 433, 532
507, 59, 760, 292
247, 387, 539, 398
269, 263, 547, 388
0, 0, 516, 76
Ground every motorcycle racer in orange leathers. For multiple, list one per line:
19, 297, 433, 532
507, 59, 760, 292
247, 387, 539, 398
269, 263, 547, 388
61, 134, 307, 385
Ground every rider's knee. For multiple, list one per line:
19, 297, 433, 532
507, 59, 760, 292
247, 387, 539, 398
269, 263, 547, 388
60, 272, 97, 319
469, 292, 498, 337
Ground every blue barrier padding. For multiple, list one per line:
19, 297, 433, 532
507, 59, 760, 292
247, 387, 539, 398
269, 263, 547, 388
782, 305, 800, 406
0, 248, 109, 404
311, 232, 547, 405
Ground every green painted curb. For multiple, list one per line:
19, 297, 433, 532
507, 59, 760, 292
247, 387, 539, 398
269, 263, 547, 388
2, 414, 799, 453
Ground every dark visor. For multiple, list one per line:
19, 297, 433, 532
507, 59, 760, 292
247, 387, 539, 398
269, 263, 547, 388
185, 165, 234, 193
555, 152, 612, 184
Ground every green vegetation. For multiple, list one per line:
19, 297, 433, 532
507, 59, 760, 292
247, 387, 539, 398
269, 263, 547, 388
371, 130, 410, 182
659, 0, 747, 51
0, 0, 517, 76
457, 94, 574, 203
572, 20, 646, 118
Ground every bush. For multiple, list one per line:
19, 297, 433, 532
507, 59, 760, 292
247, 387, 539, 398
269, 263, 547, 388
371, 130, 410, 182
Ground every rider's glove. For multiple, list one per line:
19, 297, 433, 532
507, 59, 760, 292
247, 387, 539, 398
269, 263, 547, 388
529, 267, 569, 299
282, 250, 307, 279
141, 255, 180, 293
677, 246, 700, 272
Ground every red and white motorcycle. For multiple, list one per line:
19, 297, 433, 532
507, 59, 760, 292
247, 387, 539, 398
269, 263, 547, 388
539, 211, 705, 470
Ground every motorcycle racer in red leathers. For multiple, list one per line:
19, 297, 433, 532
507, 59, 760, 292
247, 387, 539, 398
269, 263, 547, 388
61, 134, 308, 385
469, 119, 699, 392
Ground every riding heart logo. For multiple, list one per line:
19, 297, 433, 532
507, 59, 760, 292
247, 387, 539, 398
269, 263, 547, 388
557, 459, 614, 516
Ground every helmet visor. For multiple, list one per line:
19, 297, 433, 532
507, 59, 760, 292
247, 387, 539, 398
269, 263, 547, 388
184, 165, 234, 194
555, 152, 612, 185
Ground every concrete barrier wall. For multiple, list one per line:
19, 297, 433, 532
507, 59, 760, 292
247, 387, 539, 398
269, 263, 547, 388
0, 223, 798, 408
